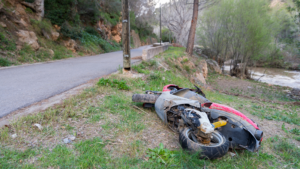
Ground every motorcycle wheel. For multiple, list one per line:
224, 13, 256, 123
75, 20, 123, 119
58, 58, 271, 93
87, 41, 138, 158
179, 128, 229, 160
132, 94, 159, 103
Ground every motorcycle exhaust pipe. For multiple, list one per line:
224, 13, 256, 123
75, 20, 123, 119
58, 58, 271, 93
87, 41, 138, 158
132, 94, 160, 104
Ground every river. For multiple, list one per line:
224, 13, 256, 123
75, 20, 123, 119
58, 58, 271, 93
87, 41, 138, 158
224, 66, 300, 88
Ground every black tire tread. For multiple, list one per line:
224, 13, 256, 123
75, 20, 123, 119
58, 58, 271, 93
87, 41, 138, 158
179, 128, 229, 160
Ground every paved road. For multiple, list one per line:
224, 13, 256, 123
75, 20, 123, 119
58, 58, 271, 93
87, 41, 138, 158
0, 46, 148, 118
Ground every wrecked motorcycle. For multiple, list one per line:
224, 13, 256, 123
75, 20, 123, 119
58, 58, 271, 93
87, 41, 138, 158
132, 84, 263, 159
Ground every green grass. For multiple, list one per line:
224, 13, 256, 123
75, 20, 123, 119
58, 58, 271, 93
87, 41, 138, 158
0, 57, 13, 67
0, 46, 299, 168
0, 31, 16, 51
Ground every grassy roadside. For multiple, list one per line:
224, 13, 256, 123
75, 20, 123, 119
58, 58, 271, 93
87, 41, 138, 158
0, 47, 300, 168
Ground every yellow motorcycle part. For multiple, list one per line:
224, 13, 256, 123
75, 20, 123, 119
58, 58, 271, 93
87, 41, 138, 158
212, 120, 227, 128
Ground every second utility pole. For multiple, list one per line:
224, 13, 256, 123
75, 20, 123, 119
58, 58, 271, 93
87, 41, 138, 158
160, 2, 162, 45
122, 0, 131, 71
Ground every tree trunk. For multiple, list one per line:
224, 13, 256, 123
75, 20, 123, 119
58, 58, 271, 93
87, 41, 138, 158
21, 0, 44, 20
186, 0, 199, 56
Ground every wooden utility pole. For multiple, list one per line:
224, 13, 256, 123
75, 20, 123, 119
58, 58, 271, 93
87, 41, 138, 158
160, 2, 162, 45
186, 0, 199, 56
122, 0, 131, 70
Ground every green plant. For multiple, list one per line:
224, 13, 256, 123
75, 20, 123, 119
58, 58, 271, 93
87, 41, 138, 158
146, 143, 176, 164
80, 32, 120, 53
0, 58, 12, 67
60, 22, 83, 40
30, 19, 53, 36
183, 65, 190, 73
181, 58, 189, 64
97, 78, 130, 90
290, 128, 300, 135
0, 32, 16, 51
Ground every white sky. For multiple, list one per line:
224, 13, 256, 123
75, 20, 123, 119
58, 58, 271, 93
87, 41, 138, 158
154, 0, 171, 8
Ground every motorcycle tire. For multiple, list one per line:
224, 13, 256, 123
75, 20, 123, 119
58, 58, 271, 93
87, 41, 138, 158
179, 128, 229, 160
132, 94, 160, 103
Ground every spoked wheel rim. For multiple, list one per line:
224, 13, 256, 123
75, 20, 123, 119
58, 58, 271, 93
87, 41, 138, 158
186, 129, 223, 147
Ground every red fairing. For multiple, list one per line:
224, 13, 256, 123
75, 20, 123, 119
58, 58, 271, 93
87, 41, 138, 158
162, 84, 177, 92
202, 103, 259, 130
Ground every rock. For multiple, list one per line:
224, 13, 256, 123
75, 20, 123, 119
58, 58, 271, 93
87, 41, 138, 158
63, 39, 77, 53
69, 136, 76, 141
193, 45, 203, 55
0, 1, 3, 10
206, 59, 222, 74
49, 49, 54, 56
201, 60, 208, 78
16, 4, 27, 16
11, 133, 17, 139
33, 123, 43, 130
51, 31, 59, 41
42, 29, 50, 40
230, 152, 236, 157
194, 72, 206, 85
7, 0, 15, 6
131, 30, 141, 48
0, 22, 6, 28
16, 30, 39, 50
54, 25, 61, 31
291, 88, 300, 96
63, 138, 71, 144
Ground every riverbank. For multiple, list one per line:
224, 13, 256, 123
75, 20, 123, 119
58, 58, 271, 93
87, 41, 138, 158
1, 47, 299, 168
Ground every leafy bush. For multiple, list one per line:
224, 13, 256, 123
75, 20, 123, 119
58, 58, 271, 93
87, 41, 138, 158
60, 22, 83, 40
0, 32, 16, 51
30, 19, 53, 35
290, 128, 300, 135
84, 26, 99, 36
80, 32, 120, 53
97, 78, 130, 90
0, 58, 12, 67
45, 0, 75, 26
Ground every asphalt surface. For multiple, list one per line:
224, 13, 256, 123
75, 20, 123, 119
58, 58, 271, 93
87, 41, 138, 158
0, 46, 149, 118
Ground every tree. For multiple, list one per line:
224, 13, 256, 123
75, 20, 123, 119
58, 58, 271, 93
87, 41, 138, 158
161, 0, 193, 45
186, 0, 199, 56
197, 0, 287, 78
186, 0, 217, 56
21, 0, 44, 20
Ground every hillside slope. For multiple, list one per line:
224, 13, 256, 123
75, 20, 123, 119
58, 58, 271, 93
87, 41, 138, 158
0, 0, 157, 67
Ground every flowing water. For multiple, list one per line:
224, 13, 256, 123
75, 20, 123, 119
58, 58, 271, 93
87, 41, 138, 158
224, 66, 300, 88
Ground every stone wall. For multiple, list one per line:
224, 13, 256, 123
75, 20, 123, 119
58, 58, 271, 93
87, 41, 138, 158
142, 43, 170, 61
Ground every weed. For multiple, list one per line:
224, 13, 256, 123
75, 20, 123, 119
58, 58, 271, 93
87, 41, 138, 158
282, 123, 288, 133
0, 58, 13, 67
0, 32, 16, 51
147, 143, 176, 164
183, 65, 190, 73
31, 19, 53, 36
290, 128, 300, 135
0, 147, 36, 168
181, 58, 189, 64
272, 137, 300, 168
97, 78, 130, 90
25, 7, 34, 13
118, 65, 123, 74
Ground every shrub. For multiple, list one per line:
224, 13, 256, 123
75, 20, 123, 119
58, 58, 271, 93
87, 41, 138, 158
97, 78, 130, 90
0, 58, 12, 67
80, 32, 120, 53
84, 26, 99, 36
60, 22, 83, 40
31, 19, 53, 35
44, 0, 75, 26
0, 32, 16, 51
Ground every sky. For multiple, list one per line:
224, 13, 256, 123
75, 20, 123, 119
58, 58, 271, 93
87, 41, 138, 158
154, 0, 171, 8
